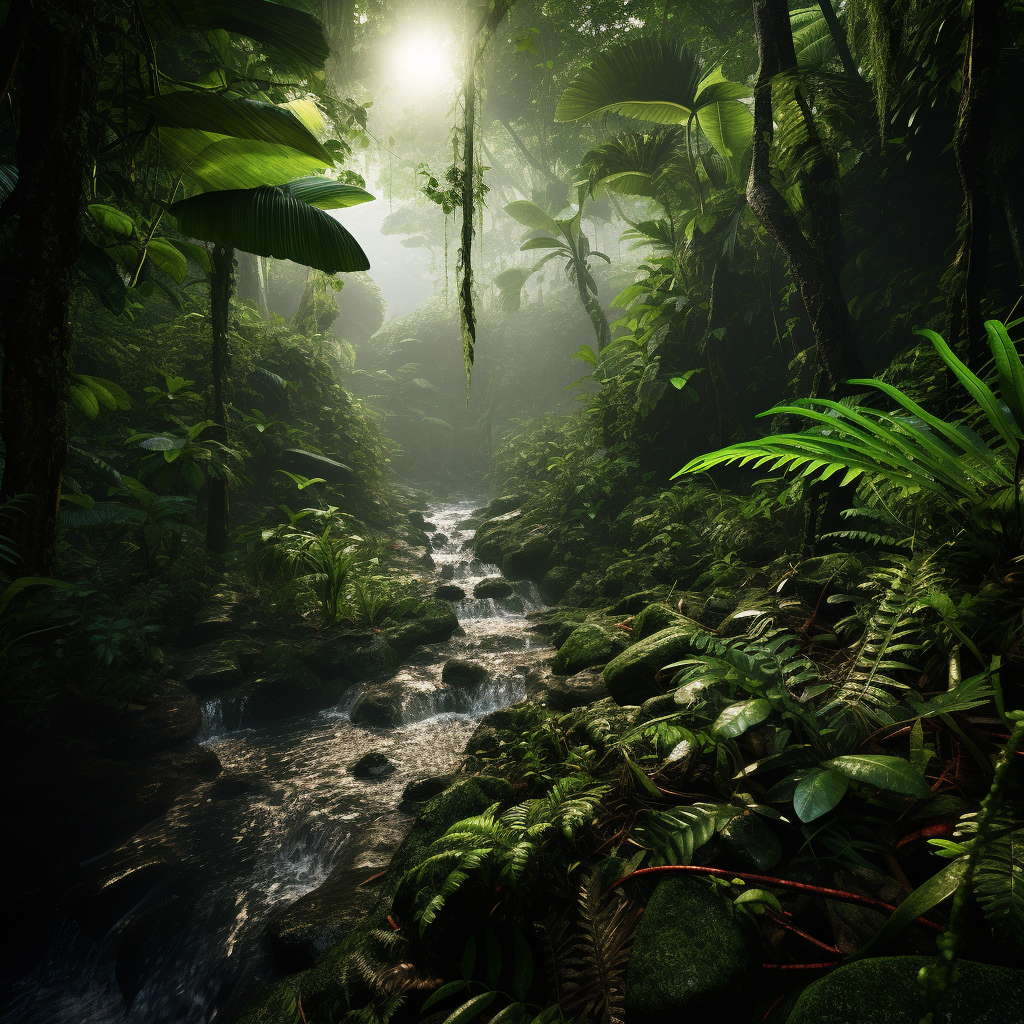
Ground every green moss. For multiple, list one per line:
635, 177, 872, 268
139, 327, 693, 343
631, 602, 685, 640
625, 877, 761, 1022
603, 624, 702, 705
784, 957, 1024, 1024
552, 623, 618, 675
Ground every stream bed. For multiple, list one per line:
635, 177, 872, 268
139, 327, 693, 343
5, 499, 546, 1024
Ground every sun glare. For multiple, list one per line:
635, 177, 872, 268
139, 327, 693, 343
390, 31, 455, 97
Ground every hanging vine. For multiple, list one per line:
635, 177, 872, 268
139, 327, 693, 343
419, 0, 518, 393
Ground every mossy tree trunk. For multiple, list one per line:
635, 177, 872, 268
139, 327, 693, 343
206, 244, 234, 558
746, 0, 864, 395
0, 0, 97, 575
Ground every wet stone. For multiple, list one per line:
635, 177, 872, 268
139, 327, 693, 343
349, 752, 396, 780
473, 577, 514, 599
435, 584, 466, 601
442, 658, 490, 690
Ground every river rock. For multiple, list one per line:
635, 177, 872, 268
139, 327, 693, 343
439, 564, 456, 580
350, 676, 469, 729
529, 666, 610, 711
473, 510, 522, 566
603, 624, 702, 705
171, 640, 246, 694
784, 957, 1024, 1024
105, 680, 203, 757
441, 658, 490, 690
431, 533, 449, 547
307, 632, 396, 681
267, 812, 411, 971
188, 588, 250, 644
434, 584, 466, 601
539, 565, 576, 603
625, 877, 761, 1022
115, 895, 188, 1008
383, 599, 460, 656
244, 647, 346, 724
349, 752, 396, 779
612, 589, 666, 614
402, 774, 460, 803
552, 623, 619, 675
68, 846, 180, 941
473, 576, 514, 599
631, 602, 686, 640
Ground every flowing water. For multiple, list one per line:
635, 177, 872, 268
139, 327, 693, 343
4, 499, 546, 1024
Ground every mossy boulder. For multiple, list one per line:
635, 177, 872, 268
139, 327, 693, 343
502, 532, 554, 581
441, 658, 490, 691
384, 599, 459, 656
631, 602, 685, 641
603, 624, 701, 705
552, 623, 618, 676
171, 640, 246, 694
244, 647, 345, 724
625, 877, 761, 1022
472, 509, 523, 565
784, 957, 1024, 1024
473, 577, 514, 599
539, 565, 575, 604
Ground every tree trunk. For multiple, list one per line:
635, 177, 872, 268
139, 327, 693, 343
747, 0, 865, 394
0, 0, 97, 575
947, 0, 1002, 364
205, 244, 234, 558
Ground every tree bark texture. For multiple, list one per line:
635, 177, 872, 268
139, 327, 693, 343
947, 0, 1003, 364
0, 0, 97, 575
746, 0, 865, 394
205, 244, 235, 557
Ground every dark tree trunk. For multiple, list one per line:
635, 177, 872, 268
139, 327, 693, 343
205, 244, 234, 558
747, 0, 865, 395
947, 0, 1003, 364
0, 0, 97, 575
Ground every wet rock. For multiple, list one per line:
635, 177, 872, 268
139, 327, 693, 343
698, 589, 739, 628
632, 602, 686, 640
383, 599, 459, 656
434, 583, 466, 601
105, 680, 203, 757
611, 589, 667, 615
422, 520, 437, 531
402, 774, 459, 803
552, 623, 619, 676
503, 532, 554, 582
455, 517, 480, 530
349, 752, 396, 779
308, 632, 396, 682
68, 846, 180, 941
603, 624, 702, 705
439, 564, 456, 580
480, 495, 522, 518
171, 640, 246, 694
540, 565, 576, 603
350, 677, 469, 729
244, 647, 347, 724
472, 510, 523, 566
784, 958, 1024, 1024
473, 576, 514, 599
267, 813, 411, 971
626, 877, 761, 1022
529, 666, 610, 712
442, 658, 490, 690
431, 533, 449, 547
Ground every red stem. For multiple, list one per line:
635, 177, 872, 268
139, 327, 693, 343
607, 866, 944, 931
764, 911, 844, 956
763, 961, 840, 970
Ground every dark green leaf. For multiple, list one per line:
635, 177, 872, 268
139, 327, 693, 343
170, 187, 369, 273
793, 768, 848, 822
282, 177, 375, 209
825, 755, 931, 799
712, 698, 771, 738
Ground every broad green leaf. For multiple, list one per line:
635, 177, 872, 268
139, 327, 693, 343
146, 238, 188, 283
825, 754, 931, 799
734, 888, 783, 914
168, 238, 212, 274
160, 129, 329, 191
282, 177, 375, 209
88, 204, 136, 237
70, 384, 100, 419
593, 170, 658, 197
504, 200, 561, 236
519, 236, 567, 251
421, 980, 470, 1013
442, 991, 496, 1024
793, 767, 848, 822
148, 0, 330, 67
170, 186, 369, 273
695, 98, 753, 159
77, 241, 128, 313
138, 436, 185, 451
849, 858, 967, 961
0, 576, 72, 615
144, 93, 331, 162
712, 698, 771, 738
73, 374, 131, 411
984, 319, 1024, 433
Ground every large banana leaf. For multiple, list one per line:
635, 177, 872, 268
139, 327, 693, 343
791, 6, 839, 70
281, 177, 375, 209
504, 200, 562, 236
160, 130, 329, 191
170, 186, 369, 273
695, 96, 754, 160
144, 93, 331, 162
147, 0, 329, 68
